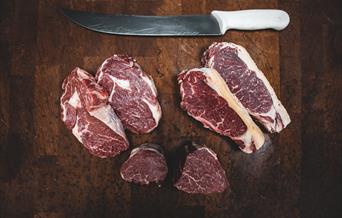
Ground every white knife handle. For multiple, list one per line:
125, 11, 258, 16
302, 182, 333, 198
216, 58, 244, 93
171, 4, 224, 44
211, 9, 290, 34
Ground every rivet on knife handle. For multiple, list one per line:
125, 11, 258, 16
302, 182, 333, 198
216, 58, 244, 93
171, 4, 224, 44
211, 9, 290, 34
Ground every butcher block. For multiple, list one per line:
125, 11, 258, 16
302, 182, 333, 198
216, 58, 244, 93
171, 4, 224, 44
1, 0, 341, 218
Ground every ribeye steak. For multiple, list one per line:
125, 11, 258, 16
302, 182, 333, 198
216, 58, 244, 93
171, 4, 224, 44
96, 55, 162, 134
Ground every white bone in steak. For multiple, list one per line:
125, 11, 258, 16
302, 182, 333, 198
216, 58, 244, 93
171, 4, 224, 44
178, 68, 265, 153
96, 55, 162, 134
173, 142, 228, 194
60, 67, 129, 158
202, 42, 291, 133
120, 143, 168, 185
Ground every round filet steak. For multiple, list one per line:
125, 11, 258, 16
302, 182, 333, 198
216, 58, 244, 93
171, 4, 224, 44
174, 143, 228, 194
120, 143, 168, 185
60, 67, 129, 158
96, 55, 162, 134
178, 68, 264, 153
202, 42, 291, 133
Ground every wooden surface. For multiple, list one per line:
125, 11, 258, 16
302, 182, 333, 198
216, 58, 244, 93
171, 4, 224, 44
0, 0, 341, 217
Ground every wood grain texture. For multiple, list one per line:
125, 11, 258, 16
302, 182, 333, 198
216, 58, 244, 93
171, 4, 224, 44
0, 0, 341, 217
298, 0, 342, 218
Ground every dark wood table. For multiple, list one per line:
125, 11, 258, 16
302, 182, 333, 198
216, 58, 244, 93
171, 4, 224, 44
0, 0, 341, 217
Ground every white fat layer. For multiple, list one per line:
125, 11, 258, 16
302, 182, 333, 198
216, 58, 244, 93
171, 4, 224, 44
141, 74, 158, 96
60, 92, 68, 122
129, 146, 163, 159
108, 75, 131, 90
98, 58, 108, 71
89, 105, 128, 143
72, 116, 83, 143
120, 171, 125, 180
209, 42, 291, 132
197, 147, 218, 160
96, 62, 106, 81
61, 104, 67, 122
68, 91, 81, 108
142, 98, 162, 126
75, 67, 90, 79
196, 68, 265, 152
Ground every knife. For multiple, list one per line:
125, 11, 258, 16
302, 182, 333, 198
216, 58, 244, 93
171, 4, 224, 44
61, 9, 290, 36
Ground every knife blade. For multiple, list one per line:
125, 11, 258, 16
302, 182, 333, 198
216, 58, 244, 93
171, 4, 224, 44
61, 9, 290, 36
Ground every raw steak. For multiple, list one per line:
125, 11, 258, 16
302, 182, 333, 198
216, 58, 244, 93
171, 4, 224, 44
178, 68, 265, 153
60, 67, 129, 158
202, 42, 291, 133
120, 143, 168, 185
96, 55, 162, 134
173, 142, 228, 194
